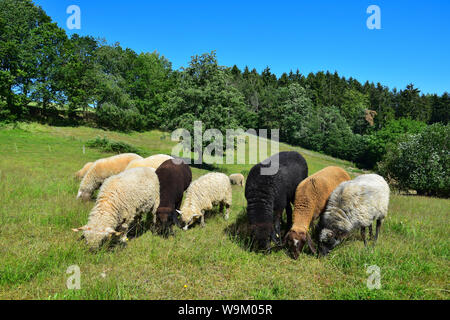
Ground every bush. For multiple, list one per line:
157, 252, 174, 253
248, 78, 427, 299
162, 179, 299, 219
364, 119, 427, 168
86, 136, 142, 155
378, 124, 449, 197
96, 103, 144, 132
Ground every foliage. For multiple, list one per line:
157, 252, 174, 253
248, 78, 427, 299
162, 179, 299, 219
364, 119, 427, 168
85, 136, 141, 154
378, 124, 449, 197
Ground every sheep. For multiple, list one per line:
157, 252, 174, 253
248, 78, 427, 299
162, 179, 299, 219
285, 166, 351, 259
125, 154, 174, 170
229, 173, 245, 187
245, 151, 308, 252
75, 162, 94, 180
177, 172, 232, 230
154, 158, 192, 234
72, 167, 160, 250
77, 153, 142, 201
317, 174, 390, 256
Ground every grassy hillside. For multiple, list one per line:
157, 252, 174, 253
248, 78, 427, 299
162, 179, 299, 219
0, 122, 448, 299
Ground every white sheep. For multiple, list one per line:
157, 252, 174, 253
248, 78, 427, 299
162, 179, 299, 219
73, 167, 160, 250
177, 172, 232, 230
229, 173, 245, 187
125, 154, 174, 171
77, 153, 142, 201
318, 174, 390, 255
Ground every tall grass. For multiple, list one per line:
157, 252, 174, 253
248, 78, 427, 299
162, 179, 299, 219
0, 123, 448, 299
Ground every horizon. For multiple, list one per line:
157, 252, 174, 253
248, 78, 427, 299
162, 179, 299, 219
34, 0, 450, 95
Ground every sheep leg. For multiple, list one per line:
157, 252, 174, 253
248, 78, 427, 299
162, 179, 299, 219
375, 219, 382, 242
273, 210, 283, 245
200, 212, 205, 227
285, 204, 293, 230
368, 224, 373, 240
224, 204, 230, 221
361, 227, 367, 247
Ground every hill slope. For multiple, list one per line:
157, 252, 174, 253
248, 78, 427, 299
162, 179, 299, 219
0, 123, 448, 299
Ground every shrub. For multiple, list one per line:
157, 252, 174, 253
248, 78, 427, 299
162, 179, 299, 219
364, 119, 427, 168
86, 136, 141, 155
378, 124, 449, 197
96, 103, 144, 132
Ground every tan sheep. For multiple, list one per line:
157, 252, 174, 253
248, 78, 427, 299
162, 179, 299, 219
229, 173, 245, 187
73, 167, 160, 250
77, 153, 142, 201
285, 166, 351, 259
125, 154, 174, 171
177, 172, 232, 230
75, 162, 94, 180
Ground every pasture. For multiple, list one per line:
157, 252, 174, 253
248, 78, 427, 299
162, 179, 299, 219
0, 122, 448, 299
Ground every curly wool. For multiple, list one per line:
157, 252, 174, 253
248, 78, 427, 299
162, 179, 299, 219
179, 172, 232, 227
126, 154, 174, 170
80, 167, 160, 249
320, 174, 390, 237
291, 166, 351, 234
75, 162, 94, 180
77, 153, 142, 200
229, 173, 245, 186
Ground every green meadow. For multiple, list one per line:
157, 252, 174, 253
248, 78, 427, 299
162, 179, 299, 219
0, 122, 448, 300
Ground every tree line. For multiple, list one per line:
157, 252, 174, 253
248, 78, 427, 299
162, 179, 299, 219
1, 0, 449, 193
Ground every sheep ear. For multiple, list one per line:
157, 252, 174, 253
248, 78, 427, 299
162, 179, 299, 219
306, 233, 317, 255
176, 209, 182, 215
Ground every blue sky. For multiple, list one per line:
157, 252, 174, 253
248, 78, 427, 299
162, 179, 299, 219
35, 0, 449, 95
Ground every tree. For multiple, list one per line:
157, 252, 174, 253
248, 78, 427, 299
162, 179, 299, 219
161, 52, 249, 159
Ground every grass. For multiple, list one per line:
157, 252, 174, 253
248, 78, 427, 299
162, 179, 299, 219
0, 122, 448, 300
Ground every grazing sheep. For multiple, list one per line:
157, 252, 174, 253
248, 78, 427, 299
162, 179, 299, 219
154, 159, 192, 234
77, 153, 142, 201
285, 166, 351, 259
178, 172, 232, 230
229, 173, 245, 187
72, 167, 160, 250
245, 151, 308, 252
126, 154, 174, 170
317, 174, 390, 256
75, 162, 94, 180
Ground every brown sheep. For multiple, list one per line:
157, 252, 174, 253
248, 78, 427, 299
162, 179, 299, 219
285, 166, 351, 259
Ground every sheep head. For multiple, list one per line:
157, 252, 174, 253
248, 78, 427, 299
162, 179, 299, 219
156, 207, 179, 234
72, 226, 122, 250
318, 228, 341, 256
176, 209, 201, 230
285, 230, 316, 259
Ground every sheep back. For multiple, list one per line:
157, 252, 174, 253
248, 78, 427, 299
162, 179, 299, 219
321, 174, 390, 235
229, 173, 245, 186
77, 153, 143, 200
179, 172, 232, 226
75, 162, 94, 180
155, 159, 192, 229
81, 167, 160, 249
126, 154, 174, 170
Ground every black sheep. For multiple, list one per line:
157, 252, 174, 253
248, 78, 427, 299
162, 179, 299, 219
155, 158, 192, 234
245, 151, 308, 251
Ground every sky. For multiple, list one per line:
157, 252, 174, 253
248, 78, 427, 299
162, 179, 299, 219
34, 0, 450, 95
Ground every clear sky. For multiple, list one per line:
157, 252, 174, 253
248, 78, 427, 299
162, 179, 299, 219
34, 0, 449, 95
